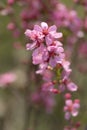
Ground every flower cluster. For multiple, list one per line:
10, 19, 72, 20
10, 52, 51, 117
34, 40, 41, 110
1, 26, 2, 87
0, 0, 86, 72
25, 22, 80, 129
25, 22, 78, 93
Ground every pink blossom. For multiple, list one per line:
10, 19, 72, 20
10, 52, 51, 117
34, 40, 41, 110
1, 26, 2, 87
34, 22, 63, 43
42, 70, 53, 82
25, 29, 44, 42
7, 0, 15, 5
46, 41, 65, 67
67, 82, 78, 92
36, 63, 48, 74
7, 22, 16, 30
0, 72, 16, 87
32, 44, 49, 65
64, 99, 80, 120
64, 93, 72, 99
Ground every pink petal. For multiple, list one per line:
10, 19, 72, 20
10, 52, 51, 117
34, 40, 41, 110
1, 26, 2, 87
32, 54, 43, 64
47, 46, 56, 52
39, 63, 47, 69
71, 109, 79, 117
54, 41, 63, 46
65, 99, 72, 106
41, 22, 48, 29
32, 45, 45, 64
34, 25, 42, 32
62, 60, 71, 72
65, 112, 71, 120
54, 32, 63, 38
67, 82, 78, 91
46, 36, 52, 46
25, 29, 31, 37
56, 46, 64, 53
48, 25, 57, 32
36, 69, 43, 74
64, 106, 68, 112
73, 103, 80, 109
26, 42, 36, 50
49, 58, 56, 67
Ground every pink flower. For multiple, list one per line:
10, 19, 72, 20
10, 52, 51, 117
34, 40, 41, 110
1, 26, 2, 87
25, 29, 44, 42
62, 60, 71, 72
34, 22, 57, 35
0, 72, 16, 87
26, 42, 37, 50
46, 41, 65, 67
64, 93, 72, 99
67, 82, 78, 92
7, 22, 15, 30
34, 22, 63, 44
36, 63, 48, 74
64, 99, 80, 120
32, 44, 49, 65
42, 70, 53, 81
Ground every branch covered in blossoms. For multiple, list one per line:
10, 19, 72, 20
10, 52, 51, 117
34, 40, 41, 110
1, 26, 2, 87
25, 22, 80, 129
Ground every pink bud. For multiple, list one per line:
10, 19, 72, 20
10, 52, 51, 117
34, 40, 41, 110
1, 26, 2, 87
7, 22, 15, 30
75, 121, 81, 128
50, 88, 60, 94
64, 93, 71, 99
74, 99, 80, 103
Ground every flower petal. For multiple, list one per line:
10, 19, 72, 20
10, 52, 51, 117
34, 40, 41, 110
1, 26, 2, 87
34, 25, 42, 32
48, 25, 57, 32
65, 112, 71, 120
65, 99, 72, 106
46, 36, 53, 46
54, 32, 63, 38
26, 42, 36, 50
41, 22, 48, 29
67, 82, 78, 91
71, 109, 79, 117
25, 29, 31, 37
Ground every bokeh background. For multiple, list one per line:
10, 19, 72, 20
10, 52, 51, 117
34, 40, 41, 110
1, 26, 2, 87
0, 0, 87, 130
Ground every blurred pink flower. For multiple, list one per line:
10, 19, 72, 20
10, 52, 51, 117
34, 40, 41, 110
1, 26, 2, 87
7, 22, 16, 30
0, 72, 16, 87
67, 82, 78, 92
7, 0, 15, 5
64, 99, 80, 120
